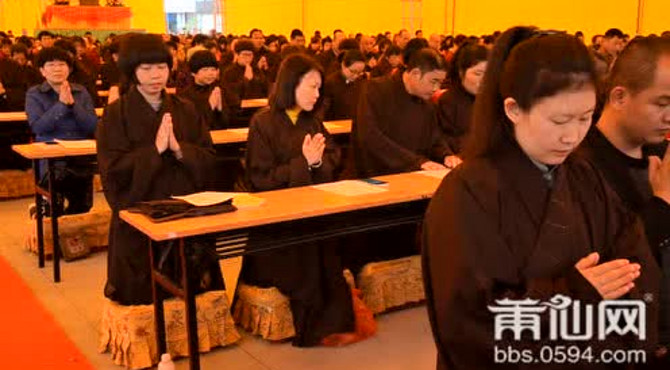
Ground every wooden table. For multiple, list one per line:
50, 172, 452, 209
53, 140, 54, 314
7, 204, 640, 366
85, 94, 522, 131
10, 119, 352, 282
240, 98, 268, 109
11, 141, 98, 282
209, 120, 351, 144
0, 108, 104, 123
120, 171, 443, 370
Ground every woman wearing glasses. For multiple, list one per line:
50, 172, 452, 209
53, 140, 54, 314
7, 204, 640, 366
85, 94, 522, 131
321, 49, 367, 121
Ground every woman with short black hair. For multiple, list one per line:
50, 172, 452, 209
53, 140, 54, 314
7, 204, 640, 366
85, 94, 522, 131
242, 54, 374, 347
97, 34, 222, 305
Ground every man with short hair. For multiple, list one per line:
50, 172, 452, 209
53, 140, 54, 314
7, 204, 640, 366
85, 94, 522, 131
25, 47, 97, 215
353, 47, 458, 178
249, 28, 266, 53
318, 29, 345, 70
593, 28, 625, 78
0, 43, 42, 111
396, 29, 411, 49
37, 31, 55, 49
576, 36, 670, 365
290, 29, 306, 48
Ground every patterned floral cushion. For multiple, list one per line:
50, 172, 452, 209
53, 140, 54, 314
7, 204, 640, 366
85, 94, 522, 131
358, 255, 425, 314
25, 205, 111, 258
233, 284, 296, 341
99, 291, 241, 369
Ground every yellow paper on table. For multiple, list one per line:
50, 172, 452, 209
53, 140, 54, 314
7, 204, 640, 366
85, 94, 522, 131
172, 192, 264, 209
312, 180, 388, 197
415, 169, 451, 179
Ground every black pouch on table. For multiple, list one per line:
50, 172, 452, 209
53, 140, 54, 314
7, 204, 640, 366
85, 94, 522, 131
127, 198, 237, 223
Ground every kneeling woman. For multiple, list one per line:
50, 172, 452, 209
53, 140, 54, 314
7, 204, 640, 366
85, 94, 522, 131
241, 54, 374, 347
423, 28, 660, 370
97, 34, 224, 305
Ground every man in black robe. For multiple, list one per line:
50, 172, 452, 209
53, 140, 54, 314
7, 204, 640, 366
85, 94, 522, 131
352, 48, 458, 178
576, 36, 670, 365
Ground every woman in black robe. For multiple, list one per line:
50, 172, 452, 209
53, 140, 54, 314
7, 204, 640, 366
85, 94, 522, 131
96, 34, 223, 305
423, 27, 661, 370
321, 49, 367, 121
436, 41, 488, 154
241, 54, 374, 347
177, 50, 230, 130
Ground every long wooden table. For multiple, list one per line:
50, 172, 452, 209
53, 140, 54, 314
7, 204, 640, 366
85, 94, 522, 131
209, 120, 351, 144
0, 97, 266, 122
240, 98, 268, 109
11, 120, 352, 282
0, 108, 104, 123
120, 171, 443, 370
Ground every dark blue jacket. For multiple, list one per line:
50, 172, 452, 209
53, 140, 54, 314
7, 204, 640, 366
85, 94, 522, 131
25, 81, 97, 142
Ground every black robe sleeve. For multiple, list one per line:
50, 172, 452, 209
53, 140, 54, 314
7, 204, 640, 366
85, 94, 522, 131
423, 161, 659, 369
246, 113, 312, 191
173, 104, 218, 190
96, 102, 163, 210
428, 109, 453, 161
356, 81, 427, 172
310, 120, 340, 184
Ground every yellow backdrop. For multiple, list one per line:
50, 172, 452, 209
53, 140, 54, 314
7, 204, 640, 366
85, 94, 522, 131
1, 0, 669, 39
223, 0, 668, 40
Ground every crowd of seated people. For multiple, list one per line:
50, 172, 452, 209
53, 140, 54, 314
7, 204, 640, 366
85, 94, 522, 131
2, 26, 670, 365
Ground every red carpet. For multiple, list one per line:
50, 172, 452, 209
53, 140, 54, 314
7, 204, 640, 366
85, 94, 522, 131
0, 256, 93, 369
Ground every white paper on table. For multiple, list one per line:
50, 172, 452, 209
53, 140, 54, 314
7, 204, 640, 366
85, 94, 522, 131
172, 191, 264, 209
415, 169, 451, 179
55, 139, 97, 150
312, 180, 389, 196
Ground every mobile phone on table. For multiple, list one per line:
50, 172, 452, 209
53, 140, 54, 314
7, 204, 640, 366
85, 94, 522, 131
359, 178, 388, 186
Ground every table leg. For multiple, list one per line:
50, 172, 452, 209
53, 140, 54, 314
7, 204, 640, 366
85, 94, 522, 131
47, 159, 61, 283
33, 160, 45, 269
180, 238, 200, 370
149, 238, 167, 356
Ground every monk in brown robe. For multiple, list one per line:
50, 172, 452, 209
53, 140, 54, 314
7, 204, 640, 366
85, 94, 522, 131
346, 48, 461, 274
97, 34, 223, 305
423, 27, 660, 370
353, 48, 460, 178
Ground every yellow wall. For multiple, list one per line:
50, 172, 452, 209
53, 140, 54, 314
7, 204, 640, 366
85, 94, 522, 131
222, 0, 666, 41
3, 0, 670, 39
123, 0, 166, 33
0, 0, 47, 35
224, 0, 303, 36
223, 0, 447, 38
639, 0, 670, 36
452, 0, 638, 40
